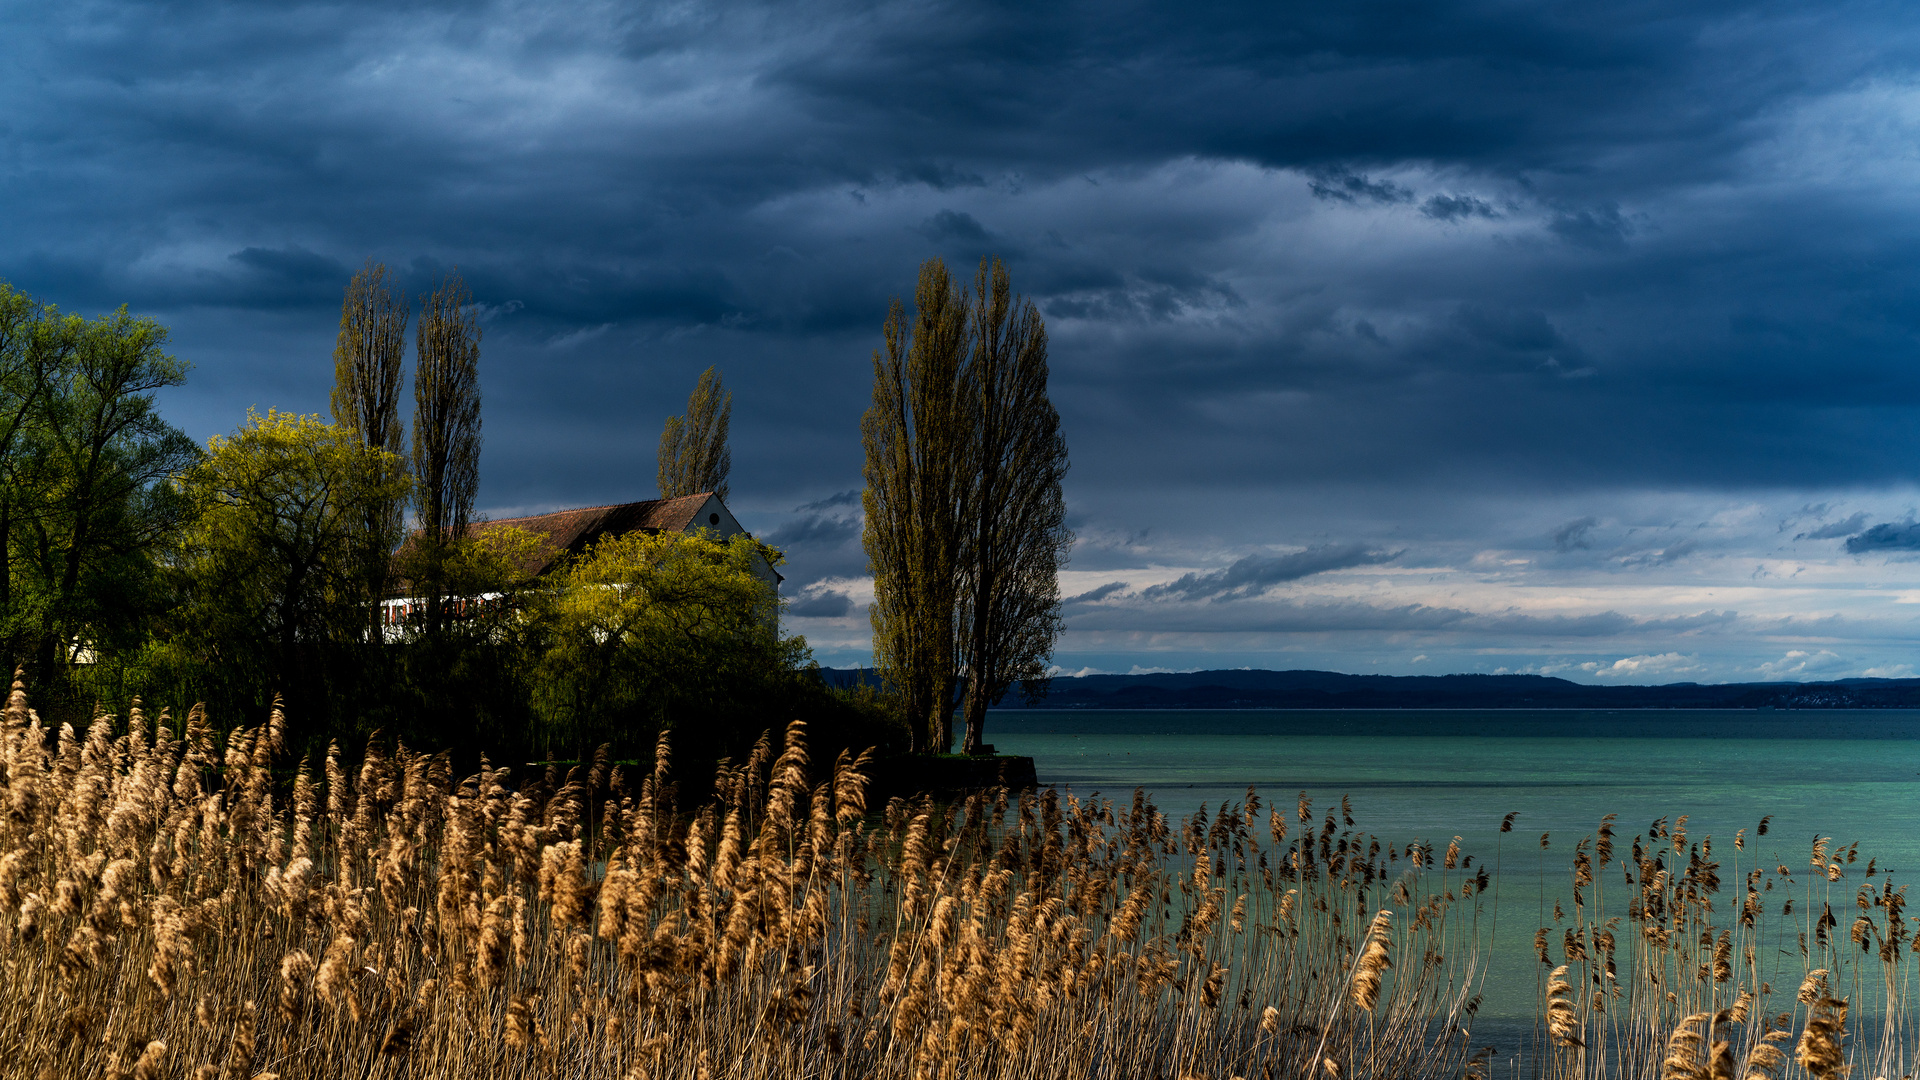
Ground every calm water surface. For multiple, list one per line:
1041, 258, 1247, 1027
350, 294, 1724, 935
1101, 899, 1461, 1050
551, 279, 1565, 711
989, 709, 1920, 1029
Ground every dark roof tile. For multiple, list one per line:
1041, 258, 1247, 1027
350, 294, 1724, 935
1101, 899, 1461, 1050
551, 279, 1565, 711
391, 493, 718, 591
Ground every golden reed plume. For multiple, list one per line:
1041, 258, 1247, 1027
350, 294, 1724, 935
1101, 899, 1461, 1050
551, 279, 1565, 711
0, 674, 1491, 1080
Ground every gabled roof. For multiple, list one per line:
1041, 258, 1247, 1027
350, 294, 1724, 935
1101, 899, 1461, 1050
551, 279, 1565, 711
472, 493, 718, 578
389, 493, 723, 592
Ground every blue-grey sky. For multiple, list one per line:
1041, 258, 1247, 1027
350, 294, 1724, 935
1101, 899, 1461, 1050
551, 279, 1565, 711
8, 0, 1920, 681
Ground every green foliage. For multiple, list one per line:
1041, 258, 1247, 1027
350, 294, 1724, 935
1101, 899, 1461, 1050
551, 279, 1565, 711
390, 523, 548, 642
0, 285, 199, 709
657, 365, 732, 501
863, 259, 972, 754
0, 277, 897, 784
157, 410, 409, 735
529, 528, 803, 762
444, 524, 549, 620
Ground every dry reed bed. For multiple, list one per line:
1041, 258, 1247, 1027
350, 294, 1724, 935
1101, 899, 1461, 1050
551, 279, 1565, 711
0, 676, 1492, 1080
1529, 809, 1908, 1080
2, 667, 1906, 1080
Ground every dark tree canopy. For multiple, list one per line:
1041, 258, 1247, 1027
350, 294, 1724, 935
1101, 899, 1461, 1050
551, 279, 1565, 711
863, 257, 1071, 755
957, 257, 1071, 754
411, 270, 482, 638
862, 259, 974, 754
0, 291, 198, 688
330, 259, 410, 640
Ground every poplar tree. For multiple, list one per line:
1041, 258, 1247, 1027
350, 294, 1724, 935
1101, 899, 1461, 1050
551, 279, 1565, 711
330, 259, 409, 640
657, 366, 732, 502
957, 258, 1071, 754
411, 270, 482, 638
862, 259, 972, 754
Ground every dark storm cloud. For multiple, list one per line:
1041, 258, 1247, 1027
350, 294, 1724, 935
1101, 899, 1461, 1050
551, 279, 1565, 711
1552, 517, 1598, 552
1307, 169, 1412, 205
1846, 522, 1920, 553
757, 491, 867, 595
7, 1, 1917, 496
1141, 544, 1400, 602
227, 247, 353, 307
797, 491, 862, 513
918, 210, 995, 246
9, 0, 1920, 675
1066, 596, 1738, 638
1618, 539, 1699, 567
788, 588, 855, 618
1065, 581, 1129, 605
764, 513, 860, 549
1547, 205, 1633, 252
1798, 512, 1870, 541
1421, 194, 1500, 222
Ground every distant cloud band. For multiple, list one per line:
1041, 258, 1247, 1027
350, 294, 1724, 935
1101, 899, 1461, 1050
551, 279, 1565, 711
1140, 543, 1401, 602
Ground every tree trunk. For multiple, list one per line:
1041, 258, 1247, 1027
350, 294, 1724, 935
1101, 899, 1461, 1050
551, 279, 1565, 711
962, 415, 998, 756
0, 496, 11, 665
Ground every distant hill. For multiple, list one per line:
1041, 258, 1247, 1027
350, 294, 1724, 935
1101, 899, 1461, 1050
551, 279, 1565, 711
813, 667, 1920, 709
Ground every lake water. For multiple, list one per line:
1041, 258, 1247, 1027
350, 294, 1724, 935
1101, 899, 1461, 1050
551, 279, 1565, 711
989, 709, 1920, 1042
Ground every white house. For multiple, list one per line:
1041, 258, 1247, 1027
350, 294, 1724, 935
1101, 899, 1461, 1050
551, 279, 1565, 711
380, 491, 778, 629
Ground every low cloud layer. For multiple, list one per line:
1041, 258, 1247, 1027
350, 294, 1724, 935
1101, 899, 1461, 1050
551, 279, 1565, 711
1140, 545, 1400, 602
1845, 522, 1920, 553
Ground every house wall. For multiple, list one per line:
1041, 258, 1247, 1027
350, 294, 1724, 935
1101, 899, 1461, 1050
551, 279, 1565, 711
690, 494, 782, 593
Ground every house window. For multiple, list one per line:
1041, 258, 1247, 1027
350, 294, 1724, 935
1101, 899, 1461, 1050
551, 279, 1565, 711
709, 513, 720, 525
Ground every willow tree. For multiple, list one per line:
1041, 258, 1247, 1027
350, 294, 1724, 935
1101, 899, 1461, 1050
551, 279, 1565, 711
657, 366, 731, 502
330, 259, 409, 640
957, 258, 1070, 755
6, 298, 197, 686
170, 410, 411, 725
410, 270, 482, 638
862, 259, 972, 754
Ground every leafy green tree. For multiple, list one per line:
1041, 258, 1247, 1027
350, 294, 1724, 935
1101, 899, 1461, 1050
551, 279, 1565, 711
412, 270, 482, 639
331, 259, 410, 640
862, 258, 973, 754
530, 529, 801, 761
166, 410, 409, 728
0, 284, 71, 659
386, 520, 547, 649
957, 258, 1071, 754
657, 366, 732, 501
10, 303, 198, 688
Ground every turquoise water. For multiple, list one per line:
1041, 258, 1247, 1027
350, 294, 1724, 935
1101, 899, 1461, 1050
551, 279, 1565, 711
989, 709, 1920, 1028
990, 710, 1920, 850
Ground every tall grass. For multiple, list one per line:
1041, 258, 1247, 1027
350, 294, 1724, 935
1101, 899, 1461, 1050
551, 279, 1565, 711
1530, 812, 1895, 1080
0, 675, 1486, 1080
4, 672, 1898, 1080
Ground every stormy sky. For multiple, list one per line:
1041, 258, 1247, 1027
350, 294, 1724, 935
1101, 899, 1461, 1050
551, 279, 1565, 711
9, 0, 1920, 681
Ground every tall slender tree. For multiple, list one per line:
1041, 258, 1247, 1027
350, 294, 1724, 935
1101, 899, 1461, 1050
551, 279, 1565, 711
330, 260, 409, 640
411, 270, 482, 638
957, 258, 1071, 754
863, 259, 973, 754
657, 366, 733, 502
